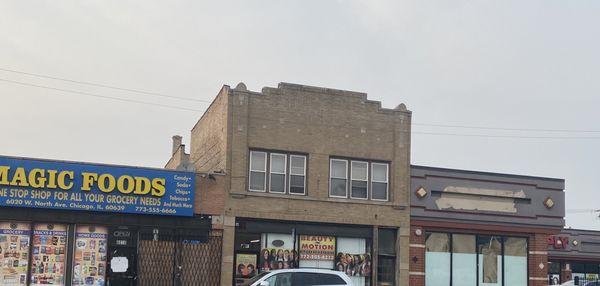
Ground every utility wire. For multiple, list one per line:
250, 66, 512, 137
3, 67, 600, 134
0, 78, 203, 112
0, 67, 211, 103
3, 76, 600, 139
412, 131, 600, 140
413, 122, 600, 133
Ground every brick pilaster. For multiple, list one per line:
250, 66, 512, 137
529, 233, 550, 286
409, 225, 425, 286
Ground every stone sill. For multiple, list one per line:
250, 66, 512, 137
230, 191, 407, 210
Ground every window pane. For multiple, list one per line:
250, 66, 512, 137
378, 228, 396, 255
270, 174, 285, 193
425, 233, 450, 286
371, 182, 388, 200
31, 223, 68, 286
271, 154, 286, 173
372, 164, 387, 182
250, 151, 266, 171
377, 255, 395, 286
250, 171, 266, 191
0, 222, 30, 285
478, 236, 502, 285
351, 180, 368, 199
331, 160, 347, 178
289, 175, 305, 194
290, 156, 305, 175
504, 237, 527, 286
330, 178, 347, 197
351, 161, 368, 181
452, 234, 476, 286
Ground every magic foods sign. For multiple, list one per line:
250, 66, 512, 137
0, 156, 195, 216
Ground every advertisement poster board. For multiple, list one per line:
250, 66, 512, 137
72, 226, 108, 286
235, 254, 257, 278
30, 224, 67, 286
0, 156, 195, 216
0, 222, 31, 286
334, 252, 371, 277
259, 248, 298, 271
299, 235, 335, 261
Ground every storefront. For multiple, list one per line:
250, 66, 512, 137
409, 165, 565, 286
233, 219, 396, 286
0, 155, 214, 286
548, 229, 600, 285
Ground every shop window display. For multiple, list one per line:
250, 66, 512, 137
298, 235, 335, 269
0, 222, 31, 286
425, 233, 450, 286
30, 224, 67, 286
503, 237, 527, 286
425, 232, 527, 286
477, 236, 502, 286
260, 233, 297, 272
72, 225, 108, 286
452, 234, 476, 286
336, 237, 371, 286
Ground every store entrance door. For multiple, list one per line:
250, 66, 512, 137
107, 246, 137, 286
106, 226, 138, 286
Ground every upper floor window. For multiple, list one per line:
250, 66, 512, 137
329, 158, 389, 201
249, 150, 306, 195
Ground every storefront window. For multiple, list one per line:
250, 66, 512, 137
425, 233, 450, 286
260, 233, 297, 271
0, 222, 31, 286
504, 237, 527, 286
377, 228, 396, 286
478, 236, 502, 286
30, 223, 67, 286
72, 225, 108, 286
452, 234, 476, 286
299, 235, 335, 269
336, 237, 371, 286
425, 233, 527, 286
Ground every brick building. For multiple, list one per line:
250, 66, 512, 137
409, 165, 565, 286
167, 82, 412, 286
548, 228, 600, 285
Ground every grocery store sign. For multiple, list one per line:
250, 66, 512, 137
0, 156, 195, 216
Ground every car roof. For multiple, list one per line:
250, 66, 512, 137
267, 268, 346, 274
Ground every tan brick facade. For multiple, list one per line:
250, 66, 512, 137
180, 82, 412, 286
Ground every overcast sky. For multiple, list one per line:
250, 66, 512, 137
1, 1, 599, 229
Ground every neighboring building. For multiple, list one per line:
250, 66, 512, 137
548, 228, 600, 285
409, 165, 565, 286
0, 155, 216, 286
168, 82, 412, 286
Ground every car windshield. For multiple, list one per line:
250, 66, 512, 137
240, 272, 269, 286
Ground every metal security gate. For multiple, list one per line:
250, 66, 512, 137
137, 229, 222, 286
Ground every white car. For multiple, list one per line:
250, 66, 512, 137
241, 268, 353, 286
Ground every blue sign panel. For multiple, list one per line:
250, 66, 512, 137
0, 156, 195, 216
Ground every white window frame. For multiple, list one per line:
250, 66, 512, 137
248, 151, 267, 192
269, 153, 287, 193
350, 160, 369, 200
371, 162, 389, 201
329, 158, 348, 198
288, 155, 307, 196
